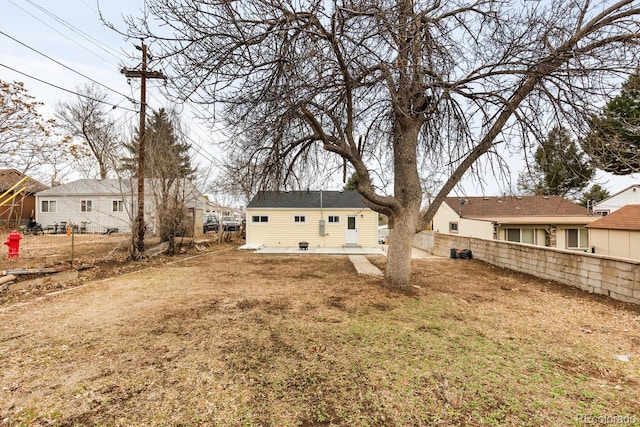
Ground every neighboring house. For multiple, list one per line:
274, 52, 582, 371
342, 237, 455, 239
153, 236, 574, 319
204, 201, 243, 221
245, 190, 378, 248
35, 179, 207, 234
593, 184, 640, 216
586, 204, 640, 259
0, 169, 48, 227
433, 195, 599, 250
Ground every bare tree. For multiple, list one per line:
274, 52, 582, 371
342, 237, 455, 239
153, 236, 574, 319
55, 84, 120, 179
123, 0, 640, 288
0, 79, 63, 174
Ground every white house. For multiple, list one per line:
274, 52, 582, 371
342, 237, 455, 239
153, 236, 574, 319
35, 179, 207, 234
245, 190, 378, 248
204, 200, 243, 221
593, 184, 640, 216
433, 195, 599, 250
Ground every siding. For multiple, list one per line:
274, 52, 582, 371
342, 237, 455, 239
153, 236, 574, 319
246, 208, 378, 247
589, 228, 640, 260
595, 186, 640, 214
36, 195, 139, 232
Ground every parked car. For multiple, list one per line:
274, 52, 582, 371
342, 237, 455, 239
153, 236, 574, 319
221, 216, 240, 231
203, 215, 220, 233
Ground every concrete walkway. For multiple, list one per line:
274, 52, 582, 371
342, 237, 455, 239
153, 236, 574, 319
244, 244, 443, 278
349, 255, 383, 277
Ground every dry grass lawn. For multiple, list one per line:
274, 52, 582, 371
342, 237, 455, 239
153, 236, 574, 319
0, 245, 639, 426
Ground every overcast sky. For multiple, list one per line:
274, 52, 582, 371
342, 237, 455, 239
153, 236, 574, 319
1, 0, 638, 198
1, 0, 225, 189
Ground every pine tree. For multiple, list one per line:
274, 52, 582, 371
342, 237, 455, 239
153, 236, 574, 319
519, 126, 594, 199
579, 184, 610, 208
581, 72, 640, 175
120, 109, 196, 249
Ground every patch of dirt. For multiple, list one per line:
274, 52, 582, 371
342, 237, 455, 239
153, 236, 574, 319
0, 236, 235, 306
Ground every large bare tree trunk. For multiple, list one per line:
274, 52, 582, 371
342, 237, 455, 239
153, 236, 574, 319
386, 209, 419, 289
385, 120, 422, 289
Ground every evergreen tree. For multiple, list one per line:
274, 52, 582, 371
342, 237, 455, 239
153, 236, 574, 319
121, 109, 196, 250
344, 172, 358, 191
579, 184, 610, 208
581, 72, 640, 175
121, 109, 194, 179
518, 126, 594, 199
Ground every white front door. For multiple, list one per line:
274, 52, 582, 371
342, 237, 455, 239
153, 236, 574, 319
345, 215, 358, 245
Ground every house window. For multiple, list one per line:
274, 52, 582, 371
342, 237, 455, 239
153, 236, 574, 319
567, 228, 588, 249
41, 200, 56, 213
328, 215, 340, 223
506, 228, 520, 242
112, 200, 124, 212
506, 228, 536, 244
81, 200, 93, 212
521, 229, 535, 244
449, 222, 458, 233
251, 215, 269, 223
294, 215, 306, 223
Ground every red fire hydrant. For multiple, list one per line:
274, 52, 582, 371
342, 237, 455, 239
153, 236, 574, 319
4, 231, 22, 259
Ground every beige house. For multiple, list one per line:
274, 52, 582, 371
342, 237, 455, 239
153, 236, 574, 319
245, 190, 378, 248
586, 204, 640, 259
433, 195, 599, 250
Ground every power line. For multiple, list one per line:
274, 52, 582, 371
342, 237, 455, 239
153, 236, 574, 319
0, 63, 138, 113
0, 30, 136, 105
7, 0, 118, 67
24, 0, 126, 63
9, 1, 224, 172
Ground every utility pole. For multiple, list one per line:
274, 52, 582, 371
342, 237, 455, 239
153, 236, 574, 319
121, 42, 166, 256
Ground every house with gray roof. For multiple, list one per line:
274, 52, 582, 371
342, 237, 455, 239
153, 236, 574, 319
245, 190, 379, 249
35, 179, 206, 235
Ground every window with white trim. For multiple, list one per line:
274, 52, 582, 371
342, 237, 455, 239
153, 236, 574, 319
328, 215, 339, 223
506, 228, 536, 244
81, 200, 93, 212
506, 228, 520, 242
112, 200, 124, 212
567, 228, 588, 249
294, 215, 306, 223
251, 215, 269, 223
41, 200, 57, 213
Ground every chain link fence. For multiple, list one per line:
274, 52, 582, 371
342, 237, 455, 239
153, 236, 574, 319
1, 228, 132, 268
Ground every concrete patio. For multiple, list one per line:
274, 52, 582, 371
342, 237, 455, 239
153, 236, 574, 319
241, 244, 440, 259
246, 245, 386, 255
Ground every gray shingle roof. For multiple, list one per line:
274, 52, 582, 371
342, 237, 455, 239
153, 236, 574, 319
247, 190, 366, 209
35, 179, 132, 196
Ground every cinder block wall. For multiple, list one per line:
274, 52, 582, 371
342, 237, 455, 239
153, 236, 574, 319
414, 232, 640, 305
